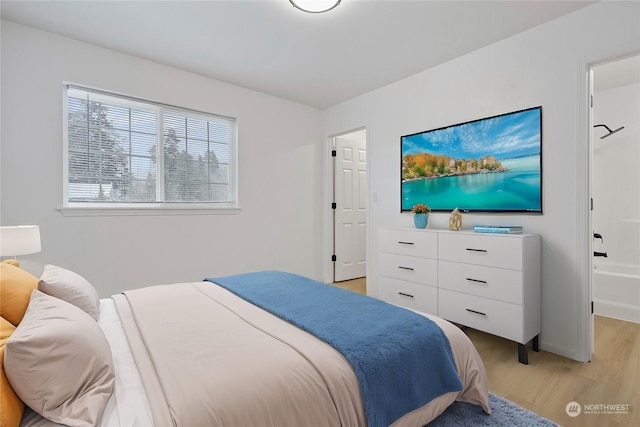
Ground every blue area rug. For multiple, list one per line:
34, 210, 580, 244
430, 392, 560, 426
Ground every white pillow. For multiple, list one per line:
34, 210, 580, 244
4, 290, 115, 427
39, 264, 100, 320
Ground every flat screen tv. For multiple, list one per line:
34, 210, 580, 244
401, 106, 542, 213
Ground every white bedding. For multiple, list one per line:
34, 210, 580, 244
20, 299, 154, 427
20, 290, 489, 427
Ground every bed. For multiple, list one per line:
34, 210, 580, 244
1, 263, 491, 427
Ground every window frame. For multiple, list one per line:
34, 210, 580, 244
60, 83, 240, 216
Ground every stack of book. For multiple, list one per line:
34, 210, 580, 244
473, 225, 523, 234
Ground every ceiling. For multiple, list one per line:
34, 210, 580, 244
1, 0, 598, 109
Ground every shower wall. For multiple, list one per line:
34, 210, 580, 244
592, 79, 640, 267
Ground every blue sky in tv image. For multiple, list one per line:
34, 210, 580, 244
402, 107, 541, 160
401, 107, 542, 213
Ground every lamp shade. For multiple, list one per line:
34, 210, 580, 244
0, 225, 42, 256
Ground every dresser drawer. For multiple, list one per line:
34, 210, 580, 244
438, 289, 524, 343
379, 229, 437, 258
379, 252, 437, 286
438, 260, 523, 304
379, 277, 437, 315
438, 233, 523, 270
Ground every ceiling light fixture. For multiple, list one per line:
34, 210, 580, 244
289, 0, 341, 14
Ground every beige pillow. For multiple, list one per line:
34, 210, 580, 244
39, 264, 100, 320
4, 290, 115, 427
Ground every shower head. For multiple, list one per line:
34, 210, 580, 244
594, 124, 625, 139
601, 126, 624, 139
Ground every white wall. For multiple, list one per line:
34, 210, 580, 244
1, 20, 324, 296
592, 81, 640, 266
322, 1, 640, 361
3, 2, 639, 362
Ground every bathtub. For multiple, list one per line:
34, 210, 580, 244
593, 261, 640, 324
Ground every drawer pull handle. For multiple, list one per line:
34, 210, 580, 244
466, 278, 487, 284
398, 292, 414, 299
466, 308, 487, 316
398, 241, 415, 246
466, 248, 488, 253
398, 266, 414, 271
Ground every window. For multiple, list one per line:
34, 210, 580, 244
63, 85, 237, 212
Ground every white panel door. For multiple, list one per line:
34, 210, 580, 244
334, 135, 367, 281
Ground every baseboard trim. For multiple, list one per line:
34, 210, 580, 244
540, 341, 587, 362
594, 300, 640, 324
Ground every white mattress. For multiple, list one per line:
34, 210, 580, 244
20, 299, 154, 427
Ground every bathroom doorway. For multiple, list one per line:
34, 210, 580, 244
589, 54, 640, 331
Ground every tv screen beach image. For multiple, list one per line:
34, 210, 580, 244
401, 107, 542, 213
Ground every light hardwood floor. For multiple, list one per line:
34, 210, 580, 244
333, 278, 639, 427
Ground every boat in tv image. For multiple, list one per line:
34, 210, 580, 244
401, 106, 542, 213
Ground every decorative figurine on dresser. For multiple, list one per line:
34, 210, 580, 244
449, 208, 462, 231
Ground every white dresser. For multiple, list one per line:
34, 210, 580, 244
378, 228, 541, 364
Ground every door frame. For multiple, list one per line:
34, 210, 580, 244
579, 50, 640, 362
325, 126, 368, 284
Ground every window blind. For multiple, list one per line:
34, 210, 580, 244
65, 86, 236, 205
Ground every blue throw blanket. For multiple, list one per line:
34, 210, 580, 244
204, 271, 463, 427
